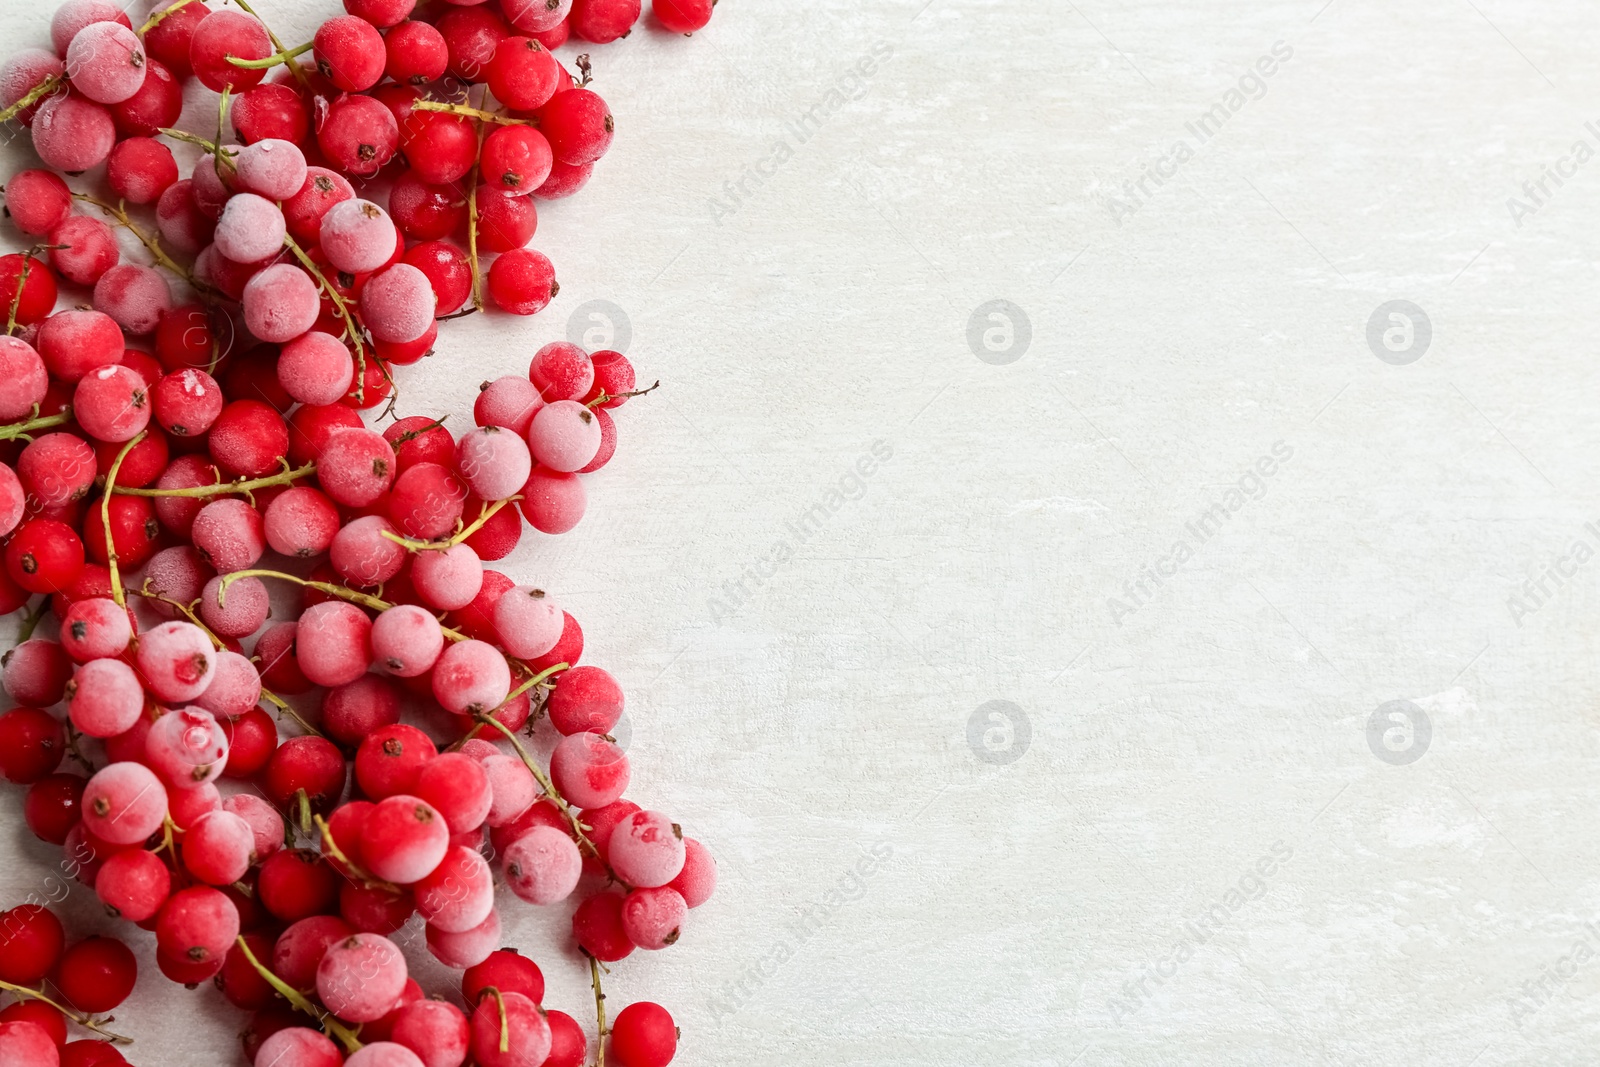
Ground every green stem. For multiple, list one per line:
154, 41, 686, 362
589, 955, 609, 1067
113, 459, 313, 498
0, 406, 71, 442
227, 41, 312, 69
411, 100, 534, 126
0, 978, 131, 1043
103, 433, 146, 610
5, 249, 34, 336
232, 936, 363, 1053
73, 194, 215, 295
379, 497, 519, 552
281, 233, 367, 402
473, 703, 603, 861
139, 0, 199, 34
484, 986, 511, 1053
313, 814, 399, 892
232, 0, 311, 90
0, 75, 61, 126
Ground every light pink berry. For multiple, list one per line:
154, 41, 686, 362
320, 199, 397, 274
620, 886, 687, 950
371, 605, 444, 678
504, 824, 581, 906
360, 264, 436, 344
0, 337, 48, 421
411, 544, 482, 612
295, 600, 372, 687
223, 793, 284, 862
190, 497, 266, 574
414, 846, 494, 933
608, 809, 686, 888
31, 94, 116, 173
214, 193, 287, 264
64, 22, 146, 104
135, 620, 216, 703
493, 586, 562, 659
317, 933, 408, 1023
361, 795, 449, 884
243, 263, 321, 343
198, 574, 269, 638
456, 425, 531, 502
82, 761, 168, 845
481, 753, 535, 828
431, 639, 510, 717
425, 907, 500, 970
549, 731, 629, 810
60, 597, 131, 662
67, 657, 143, 738
234, 138, 309, 201
183, 809, 255, 885
145, 705, 229, 788
330, 515, 407, 587
264, 486, 341, 558
93, 263, 172, 336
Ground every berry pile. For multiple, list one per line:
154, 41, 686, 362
0, 0, 717, 1064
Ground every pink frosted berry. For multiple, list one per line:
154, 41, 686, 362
60, 597, 131, 662
414, 846, 493, 933
135, 620, 216, 703
50, 0, 128, 55
504, 824, 581, 906
18, 433, 95, 508
456, 425, 531, 502
82, 761, 167, 845
360, 264, 436, 344
347, 1043, 426, 1067
194, 650, 261, 719
0, 337, 48, 420
493, 586, 562, 659
3, 640, 73, 706
94, 263, 172, 335
527, 400, 601, 472
146, 705, 229, 788
481, 754, 535, 828
317, 933, 408, 1023
190, 498, 266, 574
296, 600, 372, 687
426, 907, 500, 970
31, 94, 117, 173
50, 214, 119, 286
264, 486, 341, 558
214, 192, 287, 264
243, 263, 321, 343
371, 605, 444, 678
73, 364, 150, 443
549, 732, 629, 810
411, 544, 482, 612
608, 810, 685, 889
223, 793, 284, 861
320, 199, 398, 274
431, 640, 510, 717
64, 22, 146, 104
330, 515, 407, 587
183, 809, 255, 885
474, 375, 544, 435
414, 753, 491, 835
527, 341, 594, 402
167, 778, 221, 830
361, 795, 449, 884
317, 427, 395, 507
255, 1028, 343, 1067
140, 547, 211, 617
0, 466, 23, 538
620, 886, 686, 950
233, 138, 309, 201
0, 50, 64, 127
391, 1000, 470, 1067
199, 574, 269, 638
67, 657, 143, 737
278, 331, 356, 406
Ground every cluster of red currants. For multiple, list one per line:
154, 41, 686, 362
0, 0, 719, 1064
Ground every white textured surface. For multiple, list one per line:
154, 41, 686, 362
3, 0, 1600, 1064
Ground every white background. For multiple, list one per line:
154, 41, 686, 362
4, 0, 1600, 1064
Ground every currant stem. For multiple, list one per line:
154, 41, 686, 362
5, 249, 36, 336
379, 497, 520, 552
231, 0, 311, 90
0, 75, 61, 126
139, 0, 199, 34
589, 954, 609, 1067
410, 100, 534, 126
232, 936, 364, 1053
472, 707, 604, 862
157, 128, 237, 166
466, 89, 488, 312
313, 814, 400, 893
484, 986, 511, 1053
281, 232, 368, 402
63, 721, 96, 775
72, 193, 216, 296
0, 406, 71, 442
113, 459, 314, 498
586, 380, 661, 409
0, 979, 132, 1043
103, 432, 147, 610
226, 41, 313, 69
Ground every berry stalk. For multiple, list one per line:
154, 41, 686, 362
0, 405, 71, 442
281, 233, 369, 402
379, 496, 520, 552
411, 100, 535, 127
0, 978, 131, 1044
312, 813, 398, 892
0, 75, 61, 126
72, 193, 216, 297
138, 0, 200, 34
230, 0, 311, 90
589, 954, 609, 1067
226, 41, 314, 70
112, 459, 315, 498
103, 432, 148, 610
